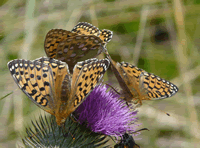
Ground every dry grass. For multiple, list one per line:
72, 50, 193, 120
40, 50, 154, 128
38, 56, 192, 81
0, 0, 200, 147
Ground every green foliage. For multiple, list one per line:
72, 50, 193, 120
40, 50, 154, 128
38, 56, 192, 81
0, 0, 7, 6
0, 92, 13, 101
110, 22, 139, 34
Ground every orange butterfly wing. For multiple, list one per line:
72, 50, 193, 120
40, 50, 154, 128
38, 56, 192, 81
106, 54, 178, 105
8, 58, 56, 115
44, 29, 77, 59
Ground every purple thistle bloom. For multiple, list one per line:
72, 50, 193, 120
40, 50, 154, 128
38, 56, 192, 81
75, 84, 139, 137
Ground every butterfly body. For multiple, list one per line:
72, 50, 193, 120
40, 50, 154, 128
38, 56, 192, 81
8, 57, 110, 126
106, 54, 178, 105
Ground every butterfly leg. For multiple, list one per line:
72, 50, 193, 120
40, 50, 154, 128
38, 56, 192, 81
62, 122, 75, 140
69, 114, 79, 123
126, 101, 130, 107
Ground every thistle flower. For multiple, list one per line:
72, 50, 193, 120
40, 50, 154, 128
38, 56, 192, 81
75, 84, 139, 137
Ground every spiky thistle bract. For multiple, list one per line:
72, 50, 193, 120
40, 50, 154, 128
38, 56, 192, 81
22, 115, 109, 148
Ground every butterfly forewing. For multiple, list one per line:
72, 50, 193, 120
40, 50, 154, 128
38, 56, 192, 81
119, 62, 178, 102
44, 29, 77, 59
141, 72, 178, 100
8, 58, 56, 114
69, 58, 110, 110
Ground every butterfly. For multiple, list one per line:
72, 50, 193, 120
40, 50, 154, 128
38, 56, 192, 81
44, 22, 113, 73
105, 53, 178, 105
114, 133, 140, 148
7, 57, 110, 126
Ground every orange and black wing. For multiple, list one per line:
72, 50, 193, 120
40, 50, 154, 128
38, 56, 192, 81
72, 22, 113, 44
68, 58, 110, 111
44, 29, 77, 59
99, 29, 113, 43
36, 57, 71, 100
107, 55, 136, 102
71, 22, 100, 36
55, 35, 105, 73
120, 62, 178, 101
72, 22, 100, 36
7, 58, 56, 115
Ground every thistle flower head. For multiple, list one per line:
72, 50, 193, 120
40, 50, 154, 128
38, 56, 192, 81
76, 84, 139, 137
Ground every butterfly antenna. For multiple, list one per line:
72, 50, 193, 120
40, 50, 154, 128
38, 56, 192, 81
145, 103, 170, 116
129, 128, 149, 135
134, 128, 149, 133
102, 82, 121, 95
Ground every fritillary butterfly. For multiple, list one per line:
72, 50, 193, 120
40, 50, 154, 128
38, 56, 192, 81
44, 22, 113, 73
106, 54, 178, 105
8, 57, 110, 126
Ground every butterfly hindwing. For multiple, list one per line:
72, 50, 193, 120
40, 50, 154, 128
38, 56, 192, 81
8, 58, 55, 114
55, 35, 105, 72
44, 29, 77, 59
44, 25, 106, 73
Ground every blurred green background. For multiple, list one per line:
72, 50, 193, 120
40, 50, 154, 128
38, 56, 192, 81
0, 0, 200, 147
